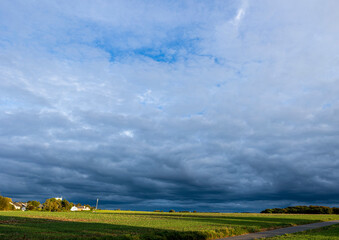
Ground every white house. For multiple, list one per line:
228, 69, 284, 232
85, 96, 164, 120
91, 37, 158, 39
10, 202, 21, 210
54, 197, 62, 201
78, 206, 90, 211
70, 206, 78, 211
70, 205, 90, 211
10, 202, 27, 210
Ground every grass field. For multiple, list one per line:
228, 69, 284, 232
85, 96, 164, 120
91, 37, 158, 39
265, 224, 339, 239
0, 210, 338, 240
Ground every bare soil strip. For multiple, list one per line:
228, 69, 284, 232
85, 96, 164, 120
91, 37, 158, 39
217, 220, 339, 240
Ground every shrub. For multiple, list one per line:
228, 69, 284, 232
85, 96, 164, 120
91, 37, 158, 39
169, 209, 175, 213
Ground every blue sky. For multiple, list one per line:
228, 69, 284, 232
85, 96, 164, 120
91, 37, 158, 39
0, 0, 339, 212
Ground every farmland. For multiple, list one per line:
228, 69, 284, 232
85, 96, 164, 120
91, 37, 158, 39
266, 223, 339, 239
0, 211, 339, 239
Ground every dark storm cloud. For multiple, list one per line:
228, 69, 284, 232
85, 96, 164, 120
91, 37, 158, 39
0, 0, 339, 212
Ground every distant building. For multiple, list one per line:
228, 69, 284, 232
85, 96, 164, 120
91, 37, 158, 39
77, 206, 90, 211
70, 205, 90, 211
10, 202, 21, 210
70, 206, 78, 211
54, 197, 62, 201
10, 202, 27, 210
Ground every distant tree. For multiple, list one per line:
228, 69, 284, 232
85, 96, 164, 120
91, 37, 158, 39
261, 205, 336, 214
0, 196, 14, 211
43, 198, 62, 212
169, 209, 175, 213
76, 203, 82, 207
308, 205, 333, 214
27, 201, 41, 211
273, 208, 286, 213
261, 208, 273, 213
61, 199, 72, 211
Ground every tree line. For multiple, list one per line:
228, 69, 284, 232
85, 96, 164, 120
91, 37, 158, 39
261, 205, 339, 214
0, 195, 92, 212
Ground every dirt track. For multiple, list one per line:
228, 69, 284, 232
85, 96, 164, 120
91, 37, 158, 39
217, 220, 339, 240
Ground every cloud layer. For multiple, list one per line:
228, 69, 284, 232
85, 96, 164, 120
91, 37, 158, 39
0, 0, 339, 212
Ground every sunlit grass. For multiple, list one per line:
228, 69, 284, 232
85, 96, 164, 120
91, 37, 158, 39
0, 210, 338, 239
265, 224, 339, 239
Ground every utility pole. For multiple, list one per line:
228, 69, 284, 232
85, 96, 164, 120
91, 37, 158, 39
95, 198, 99, 210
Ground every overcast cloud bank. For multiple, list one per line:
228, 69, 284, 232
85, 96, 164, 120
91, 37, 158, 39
0, 0, 339, 212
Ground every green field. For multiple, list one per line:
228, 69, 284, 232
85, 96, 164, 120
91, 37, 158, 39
0, 210, 338, 240
265, 224, 339, 239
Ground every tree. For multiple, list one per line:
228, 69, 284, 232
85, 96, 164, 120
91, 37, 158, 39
0, 196, 15, 211
43, 198, 62, 212
61, 199, 72, 211
27, 200, 41, 211
261, 205, 337, 214
261, 208, 273, 213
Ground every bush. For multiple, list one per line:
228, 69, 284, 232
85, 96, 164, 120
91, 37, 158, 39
169, 209, 175, 213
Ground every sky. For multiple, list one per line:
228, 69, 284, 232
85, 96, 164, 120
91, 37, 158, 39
0, 0, 339, 212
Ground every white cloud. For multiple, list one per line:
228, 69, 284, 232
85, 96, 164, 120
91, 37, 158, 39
120, 130, 134, 138
137, 89, 156, 105
232, 7, 246, 27
0, 0, 339, 210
